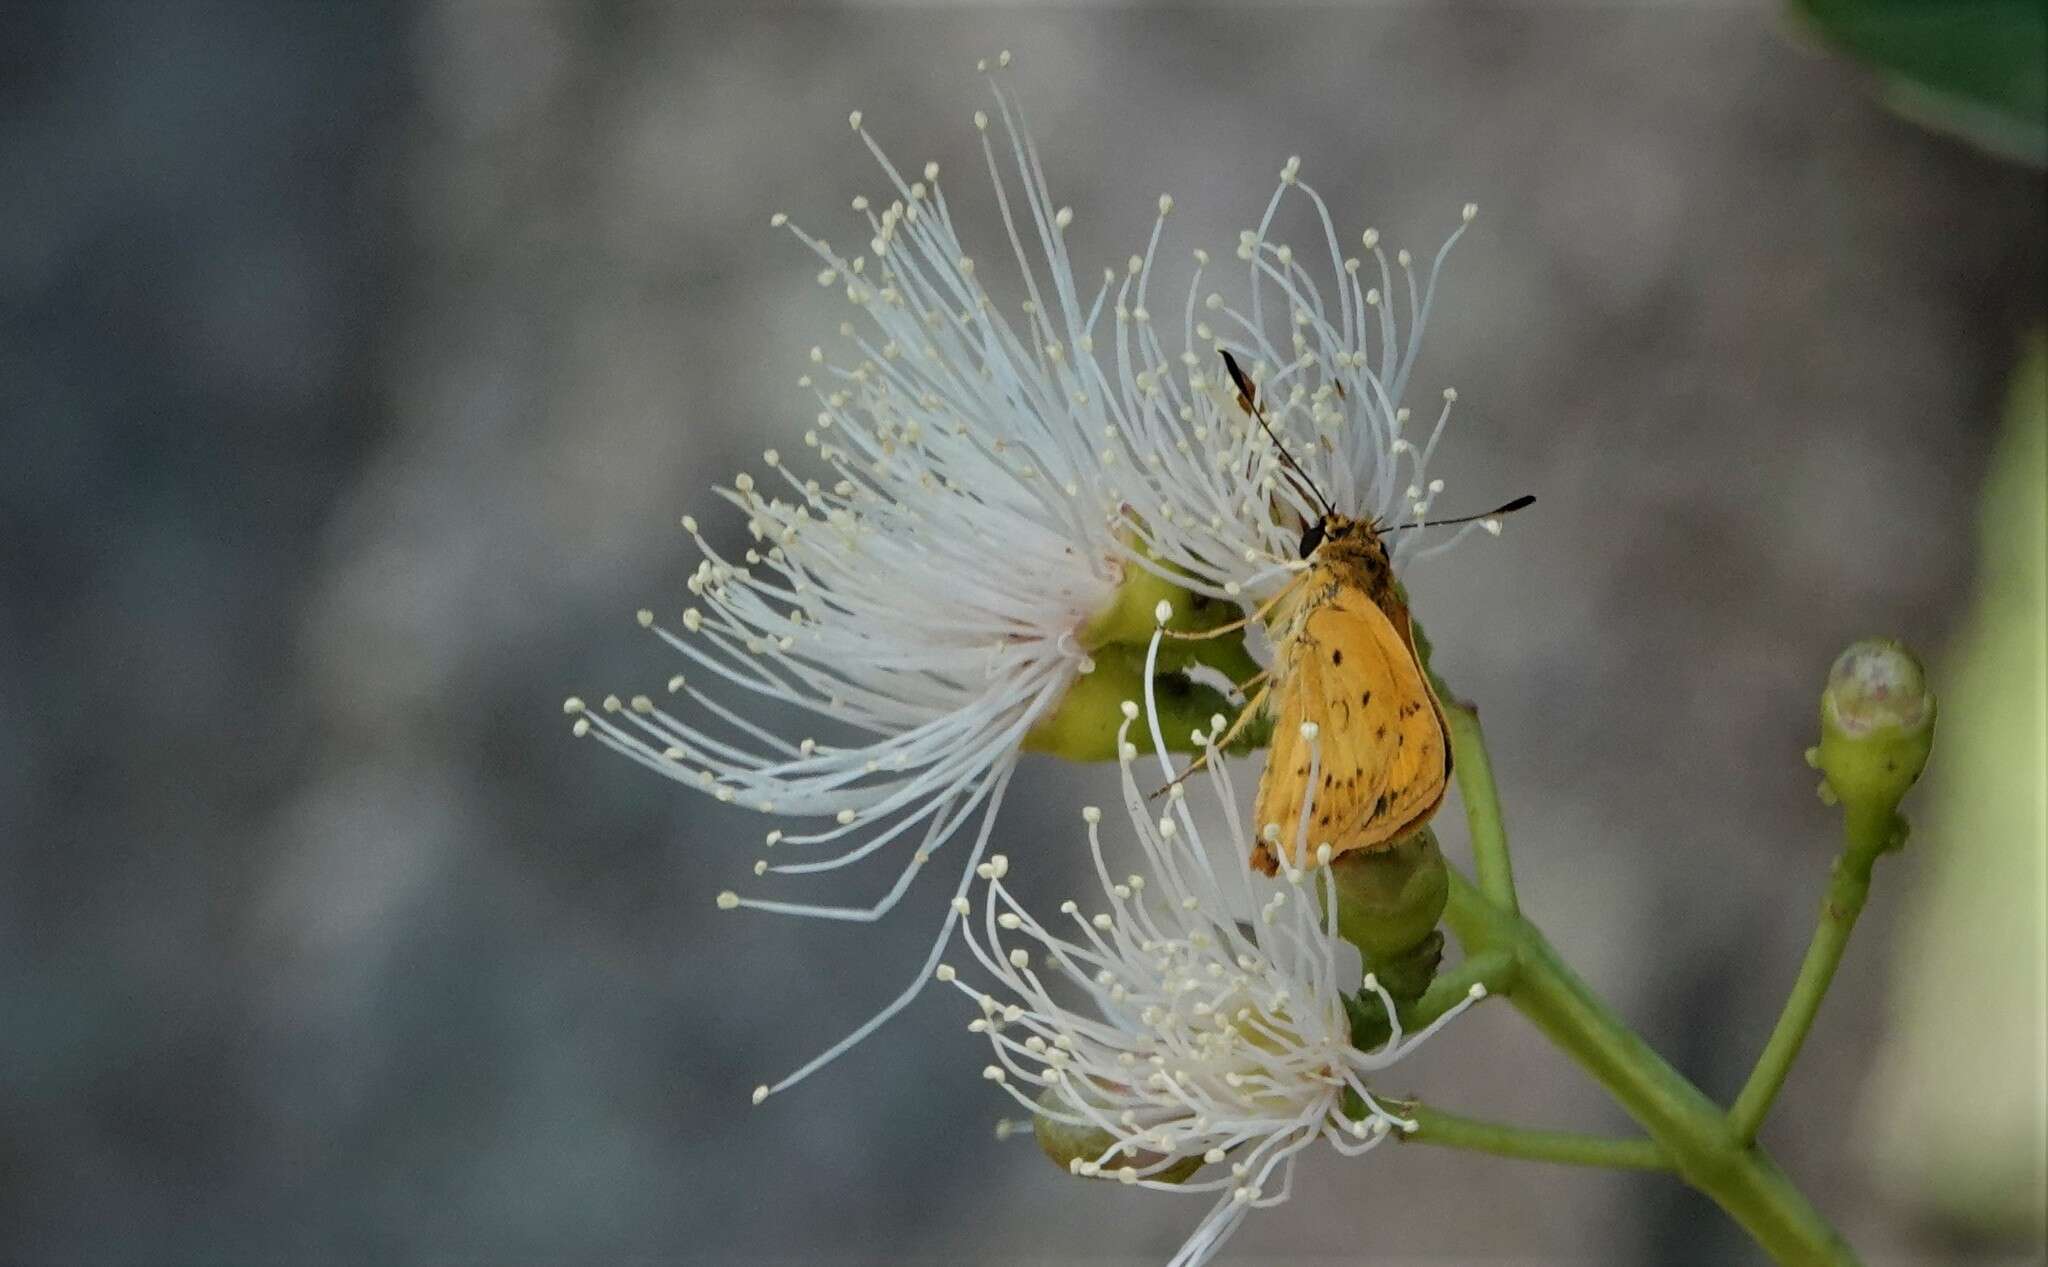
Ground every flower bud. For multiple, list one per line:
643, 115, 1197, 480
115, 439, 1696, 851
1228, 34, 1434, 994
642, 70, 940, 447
1023, 644, 1235, 762
1079, 556, 1263, 688
1080, 561, 1234, 650
1031, 1087, 1204, 1183
1812, 638, 1936, 838
1330, 827, 1450, 962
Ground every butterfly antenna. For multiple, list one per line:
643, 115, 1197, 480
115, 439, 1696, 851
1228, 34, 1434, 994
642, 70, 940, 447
1220, 349, 1335, 520
1386, 494, 1537, 533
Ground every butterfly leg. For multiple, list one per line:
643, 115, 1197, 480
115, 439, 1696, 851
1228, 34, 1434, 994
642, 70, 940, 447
1158, 583, 1294, 642
1148, 679, 1271, 799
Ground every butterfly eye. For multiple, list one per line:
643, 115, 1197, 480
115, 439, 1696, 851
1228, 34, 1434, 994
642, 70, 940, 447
1298, 520, 1327, 559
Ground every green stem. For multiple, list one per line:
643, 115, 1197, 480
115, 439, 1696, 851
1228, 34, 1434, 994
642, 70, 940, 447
1446, 873, 1859, 1265
1445, 702, 1518, 914
1398, 1104, 1669, 1171
1728, 805, 1895, 1143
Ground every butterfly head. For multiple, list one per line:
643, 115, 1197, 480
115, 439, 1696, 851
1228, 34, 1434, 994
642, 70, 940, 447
1297, 514, 1395, 597
1299, 512, 1386, 559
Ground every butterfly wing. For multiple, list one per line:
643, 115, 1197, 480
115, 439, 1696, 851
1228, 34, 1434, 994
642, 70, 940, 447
1251, 586, 1450, 872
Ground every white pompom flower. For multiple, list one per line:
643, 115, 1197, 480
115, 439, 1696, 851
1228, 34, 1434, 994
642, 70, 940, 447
565, 71, 1242, 1100
1113, 157, 1505, 604
940, 627, 1483, 1267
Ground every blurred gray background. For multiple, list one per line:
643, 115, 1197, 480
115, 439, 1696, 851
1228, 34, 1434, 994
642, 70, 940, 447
3, 2, 2042, 1263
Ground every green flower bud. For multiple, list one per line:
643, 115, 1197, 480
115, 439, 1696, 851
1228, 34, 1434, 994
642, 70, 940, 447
1330, 827, 1450, 962
1030, 1087, 1204, 1183
1022, 643, 1234, 762
1812, 638, 1937, 841
1082, 557, 1264, 686
1080, 562, 1233, 651
1331, 828, 1449, 1050
1023, 551, 1276, 763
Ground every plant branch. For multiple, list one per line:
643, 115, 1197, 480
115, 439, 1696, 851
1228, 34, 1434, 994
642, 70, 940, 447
1397, 1103, 1669, 1170
1728, 804, 1896, 1144
1446, 874, 1858, 1264
1436, 702, 1862, 1266
1444, 701, 1519, 914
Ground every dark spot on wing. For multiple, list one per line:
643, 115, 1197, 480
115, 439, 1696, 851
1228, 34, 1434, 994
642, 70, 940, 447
1372, 792, 1388, 820
1360, 690, 1372, 708
1375, 724, 1387, 741
1331, 648, 1343, 666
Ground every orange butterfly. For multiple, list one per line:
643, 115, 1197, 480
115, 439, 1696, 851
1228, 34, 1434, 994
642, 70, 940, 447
1201, 351, 1530, 875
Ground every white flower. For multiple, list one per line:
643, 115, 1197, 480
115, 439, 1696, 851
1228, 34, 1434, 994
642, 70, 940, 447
1114, 163, 1495, 602
942, 627, 1483, 1267
565, 75, 1208, 1098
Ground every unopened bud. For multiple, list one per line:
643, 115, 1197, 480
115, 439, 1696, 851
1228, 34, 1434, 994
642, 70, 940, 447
1023, 643, 1234, 763
1330, 827, 1450, 963
1031, 1087, 1203, 1183
1814, 638, 1935, 842
1080, 559, 1242, 652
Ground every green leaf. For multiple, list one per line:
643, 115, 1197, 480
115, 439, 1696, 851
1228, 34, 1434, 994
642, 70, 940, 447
1790, 0, 2048, 165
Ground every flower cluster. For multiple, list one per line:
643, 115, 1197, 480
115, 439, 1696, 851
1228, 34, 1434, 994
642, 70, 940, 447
940, 625, 1482, 1266
567, 63, 1496, 1096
